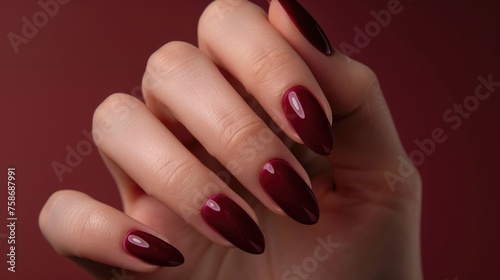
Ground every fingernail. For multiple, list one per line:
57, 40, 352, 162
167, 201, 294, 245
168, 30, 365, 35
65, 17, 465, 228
282, 86, 333, 155
202, 194, 265, 254
260, 159, 319, 225
277, 0, 333, 56
123, 230, 184, 267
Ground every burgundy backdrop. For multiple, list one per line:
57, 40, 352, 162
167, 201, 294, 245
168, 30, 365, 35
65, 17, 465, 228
1, 0, 499, 279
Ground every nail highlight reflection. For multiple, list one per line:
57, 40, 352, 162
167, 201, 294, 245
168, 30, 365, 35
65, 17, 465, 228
282, 86, 333, 155
128, 235, 150, 248
289, 91, 306, 119
123, 229, 184, 267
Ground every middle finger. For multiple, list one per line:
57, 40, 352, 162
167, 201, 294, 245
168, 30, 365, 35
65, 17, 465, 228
142, 42, 319, 225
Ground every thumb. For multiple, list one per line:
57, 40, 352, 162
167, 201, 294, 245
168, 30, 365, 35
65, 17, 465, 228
268, 0, 406, 170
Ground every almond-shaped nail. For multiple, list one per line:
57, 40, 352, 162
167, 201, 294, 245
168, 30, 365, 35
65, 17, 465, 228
123, 230, 184, 267
260, 159, 319, 225
277, 0, 333, 56
283, 86, 333, 155
202, 194, 265, 254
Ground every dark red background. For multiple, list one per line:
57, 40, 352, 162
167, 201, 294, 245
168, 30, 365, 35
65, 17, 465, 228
1, 0, 499, 279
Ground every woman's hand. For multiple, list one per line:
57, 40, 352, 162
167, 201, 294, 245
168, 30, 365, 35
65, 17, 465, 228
39, 0, 422, 279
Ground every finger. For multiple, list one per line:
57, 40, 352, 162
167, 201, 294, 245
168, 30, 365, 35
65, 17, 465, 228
38, 190, 184, 272
268, 0, 406, 169
198, 0, 334, 155
92, 93, 265, 254
97, 151, 181, 232
142, 41, 319, 225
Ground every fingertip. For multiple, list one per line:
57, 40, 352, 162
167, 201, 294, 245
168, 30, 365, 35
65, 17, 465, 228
39, 190, 184, 272
271, 0, 333, 56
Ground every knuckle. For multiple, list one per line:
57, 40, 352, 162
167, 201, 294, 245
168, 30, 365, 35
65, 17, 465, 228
199, 0, 244, 26
39, 190, 109, 258
346, 60, 379, 100
333, 61, 380, 114
356, 62, 379, 91
354, 64, 383, 117
216, 113, 265, 157
143, 41, 202, 92
92, 93, 139, 139
70, 203, 108, 258
248, 46, 300, 88
151, 156, 198, 197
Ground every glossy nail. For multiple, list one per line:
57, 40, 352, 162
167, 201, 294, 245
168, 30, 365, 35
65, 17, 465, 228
260, 159, 319, 225
201, 194, 265, 254
123, 230, 184, 267
283, 86, 333, 155
277, 0, 333, 56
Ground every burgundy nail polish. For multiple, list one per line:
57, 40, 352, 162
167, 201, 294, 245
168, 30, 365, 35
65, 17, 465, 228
260, 159, 319, 225
283, 86, 333, 155
123, 230, 184, 267
277, 0, 333, 56
201, 194, 265, 254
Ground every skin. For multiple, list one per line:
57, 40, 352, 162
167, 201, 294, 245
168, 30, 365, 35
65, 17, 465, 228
39, 1, 423, 279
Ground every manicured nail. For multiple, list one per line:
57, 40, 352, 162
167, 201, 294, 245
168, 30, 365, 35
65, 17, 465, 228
260, 159, 319, 225
201, 194, 265, 254
123, 230, 184, 267
282, 86, 333, 155
277, 0, 333, 56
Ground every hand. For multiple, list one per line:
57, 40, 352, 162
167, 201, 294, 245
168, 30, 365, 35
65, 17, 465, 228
39, 0, 422, 279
